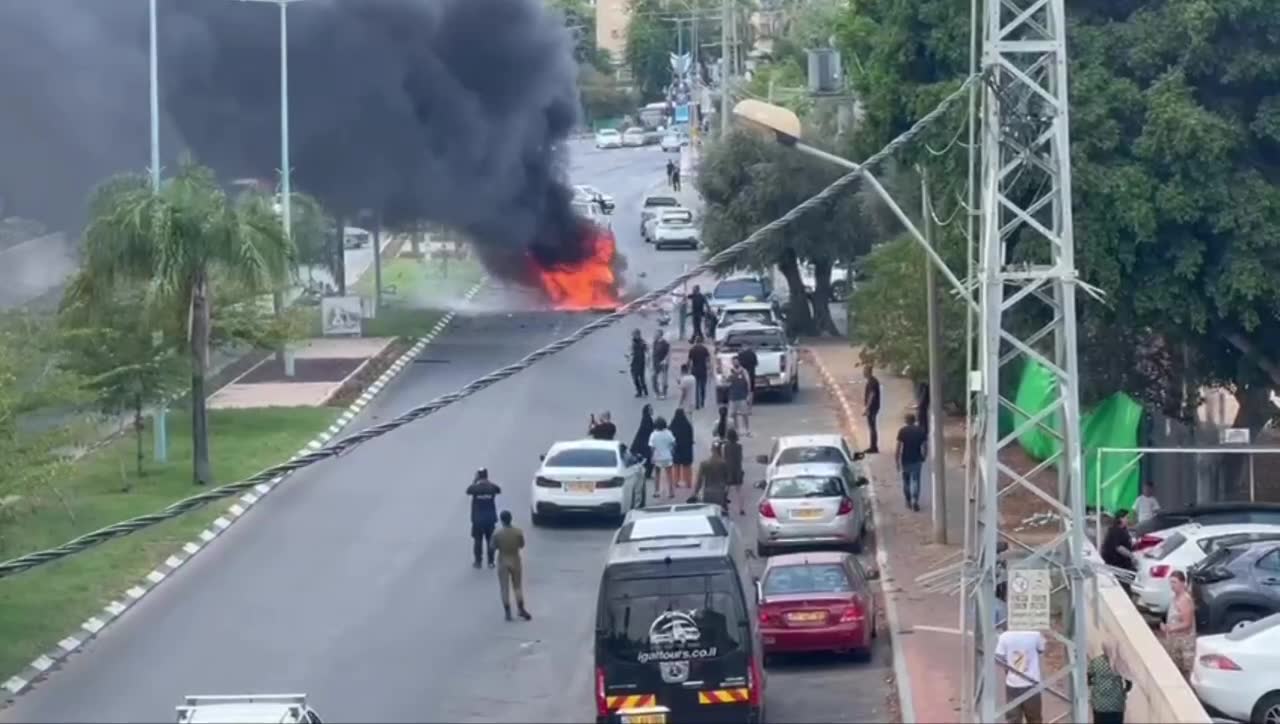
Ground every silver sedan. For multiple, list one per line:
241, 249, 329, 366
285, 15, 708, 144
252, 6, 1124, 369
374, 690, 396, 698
755, 462, 869, 556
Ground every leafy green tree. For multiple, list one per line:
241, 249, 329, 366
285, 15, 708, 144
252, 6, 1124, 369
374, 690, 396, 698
78, 157, 295, 486
625, 0, 679, 103
549, 0, 614, 73
286, 191, 335, 282
0, 311, 91, 530
580, 65, 638, 125
58, 282, 186, 481
697, 130, 883, 336
836, 0, 1280, 427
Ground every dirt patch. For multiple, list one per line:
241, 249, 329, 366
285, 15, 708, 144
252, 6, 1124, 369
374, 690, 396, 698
326, 339, 413, 407
236, 357, 365, 384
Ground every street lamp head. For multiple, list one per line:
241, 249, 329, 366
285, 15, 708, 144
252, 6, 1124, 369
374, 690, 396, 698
732, 99, 803, 145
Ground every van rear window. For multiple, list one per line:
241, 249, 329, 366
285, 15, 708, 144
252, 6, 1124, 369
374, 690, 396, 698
599, 573, 744, 663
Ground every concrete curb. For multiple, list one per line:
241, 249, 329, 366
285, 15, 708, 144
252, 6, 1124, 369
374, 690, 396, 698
2, 279, 487, 699
808, 347, 918, 724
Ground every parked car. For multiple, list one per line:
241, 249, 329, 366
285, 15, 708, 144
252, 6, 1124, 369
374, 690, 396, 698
755, 551, 879, 661
1131, 523, 1280, 617
643, 205, 693, 242
639, 194, 680, 236
595, 128, 622, 149
798, 263, 857, 301
709, 274, 775, 316
530, 439, 646, 525
715, 302, 782, 343
621, 127, 647, 147
1131, 503, 1280, 553
1189, 537, 1280, 634
660, 131, 682, 152
1190, 613, 1280, 724
715, 324, 799, 400
342, 226, 371, 249
652, 212, 699, 250
756, 434, 868, 483
755, 461, 871, 556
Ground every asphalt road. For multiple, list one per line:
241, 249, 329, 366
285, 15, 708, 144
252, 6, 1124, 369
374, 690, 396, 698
2, 142, 892, 722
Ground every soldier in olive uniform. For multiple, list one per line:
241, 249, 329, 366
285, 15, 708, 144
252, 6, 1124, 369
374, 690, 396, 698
492, 510, 533, 621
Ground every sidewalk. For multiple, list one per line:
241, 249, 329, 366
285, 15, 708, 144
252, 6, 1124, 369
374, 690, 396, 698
809, 340, 1072, 723
208, 337, 396, 409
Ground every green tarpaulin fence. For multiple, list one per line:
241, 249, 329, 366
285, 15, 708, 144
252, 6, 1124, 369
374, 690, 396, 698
1011, 360, 1144, 512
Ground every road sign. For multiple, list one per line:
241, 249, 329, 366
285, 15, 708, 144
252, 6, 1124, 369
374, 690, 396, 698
669, 52, 691, 77
1006, 567, 1051, 631
674, 104, 690, 124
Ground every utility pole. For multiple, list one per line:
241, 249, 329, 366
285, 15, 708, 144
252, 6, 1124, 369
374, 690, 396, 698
965, 0, 1089, 720
275, 0, 292, 374
719, 0, 731, 135
148, 0, 168, 464
372, 214, 384, 313
921, 167, 947, 545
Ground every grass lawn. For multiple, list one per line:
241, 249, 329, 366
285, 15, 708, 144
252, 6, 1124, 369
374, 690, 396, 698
305, 254, 485, 339
0, 406, 337, 678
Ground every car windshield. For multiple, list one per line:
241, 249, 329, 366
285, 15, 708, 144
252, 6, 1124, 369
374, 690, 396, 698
713, 279, 766, 299
544, 448, 617, 468
645, 197, 678, 208
722, 310, 773, 326
722, 330, 786, 350
768, 476, 846, 499
1198, 532, 1280, 554
599, 130, 619, 137
598, 572, 744, 663
1225, 613, 1280, 641
660, 211, 693, 224
1148, 532, 1186, 560
625, 128, 644, 134
1193, 545, 1247, 572
763, 563, 852, 596
776, 446, 844, 466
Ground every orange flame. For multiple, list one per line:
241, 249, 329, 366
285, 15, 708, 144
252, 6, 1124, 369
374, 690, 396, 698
532, 227, 620, 310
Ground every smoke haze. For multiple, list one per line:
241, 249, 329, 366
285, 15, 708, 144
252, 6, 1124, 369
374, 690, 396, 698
0, 0, 587, 282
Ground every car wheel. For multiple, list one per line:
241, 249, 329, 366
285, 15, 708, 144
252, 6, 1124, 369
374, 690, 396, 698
848, 538, 864, 554
1226, 609, 1262, 631
531, 511, 548, 527
756, 541, 772, 558
1251, 691, 1280, 724
832, 281, 848, 301
792, 373, 800, 393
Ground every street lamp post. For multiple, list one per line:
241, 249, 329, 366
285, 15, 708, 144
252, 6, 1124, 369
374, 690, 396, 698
148, 0, 168, 463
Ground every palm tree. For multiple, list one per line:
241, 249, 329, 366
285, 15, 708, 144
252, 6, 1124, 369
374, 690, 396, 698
79, 157, 295, 485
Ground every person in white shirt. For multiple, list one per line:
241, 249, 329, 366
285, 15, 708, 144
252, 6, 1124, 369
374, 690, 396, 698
676, 363, 697, 411
1134, 482, 1161, 524
995, 628, 1046, 723
648, 416, 677, 499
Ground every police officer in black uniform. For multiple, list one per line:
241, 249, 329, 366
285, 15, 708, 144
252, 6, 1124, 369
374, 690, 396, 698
466, 468, 502, 568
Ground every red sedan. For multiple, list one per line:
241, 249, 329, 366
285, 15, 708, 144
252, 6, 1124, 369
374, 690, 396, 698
755, 551, 878, 661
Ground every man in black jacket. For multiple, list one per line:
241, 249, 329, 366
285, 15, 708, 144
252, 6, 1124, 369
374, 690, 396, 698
688, 286, 707, 343
466, 469, 502, 568
629, 329, 649, 397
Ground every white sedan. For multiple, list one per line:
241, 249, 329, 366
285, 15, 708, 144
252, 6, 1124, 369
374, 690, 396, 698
621, 127, 647, 147
1132, 523, 1280, 617
530, 439, 646, 526
595, 128, 622, 149
1190, 613, 1280, 724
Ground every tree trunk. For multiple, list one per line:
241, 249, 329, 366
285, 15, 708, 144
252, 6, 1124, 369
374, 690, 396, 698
776, 250, 815, 337
134, 392, 144, 479
810, 258, 841, 336
190, 271, 213, 486
333, 215, 347, 295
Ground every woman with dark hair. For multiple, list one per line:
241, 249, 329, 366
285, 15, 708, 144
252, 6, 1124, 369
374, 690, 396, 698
712, 405, 730, 442
670, 407, 695, 490
631, 404, 655, 480
723, 428, 745, 515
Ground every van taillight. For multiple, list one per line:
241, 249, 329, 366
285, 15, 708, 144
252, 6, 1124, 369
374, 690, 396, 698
595, 666, 608, 717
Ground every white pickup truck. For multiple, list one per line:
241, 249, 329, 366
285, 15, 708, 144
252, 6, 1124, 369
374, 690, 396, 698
714, 301, 781, 343
176, 694, 323, 723
714, 323, 799, 401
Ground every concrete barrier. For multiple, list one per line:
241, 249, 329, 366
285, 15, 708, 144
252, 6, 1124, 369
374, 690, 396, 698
1086, 552, 1211, 723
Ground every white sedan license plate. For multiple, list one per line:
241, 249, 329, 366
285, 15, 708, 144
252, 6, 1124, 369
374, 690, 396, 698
567, 481, 595, 494
792, 508, 822, 520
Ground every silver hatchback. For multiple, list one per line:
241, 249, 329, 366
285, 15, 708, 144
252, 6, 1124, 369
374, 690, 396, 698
755, 462, 869, 557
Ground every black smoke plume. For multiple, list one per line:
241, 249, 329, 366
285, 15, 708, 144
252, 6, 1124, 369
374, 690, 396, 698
0, 0, 589, 282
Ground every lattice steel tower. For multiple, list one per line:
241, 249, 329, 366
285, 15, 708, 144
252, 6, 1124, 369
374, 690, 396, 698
964, 0, 1089, 720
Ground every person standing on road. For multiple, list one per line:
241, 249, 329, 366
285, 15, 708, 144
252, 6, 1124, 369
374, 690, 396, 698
652, 329, 671, 399
693, 441, 731, 512
863, 365, 882, 453
688, 339, 711, 409
995, 627, 1046, 723
492, 510, 532, 621
1161, 571, 1196, 678
466, 468, 502, 569
728, 360, 752, 436
666, 158, 677, 188
1134, 482, 1161, 524
649, 416, 676, 497
705, 309, 718, 342
629, 329, 649, 398
672, 165, 682, 191
712, 404, 730, 442
736, 346, 758, 405
670, 408, 696, 490
1088, 641, 1131, 724
723, 428, 745, 515
676, 363, 697, 411
632, 404, 655, 481
688, 286, 707, 343
588, 411, 616, 440
895, 412, 927, 511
